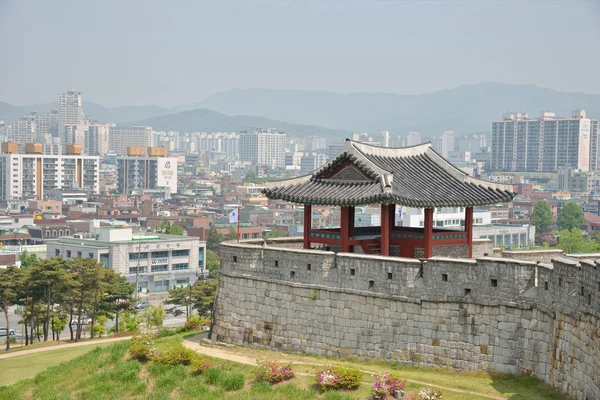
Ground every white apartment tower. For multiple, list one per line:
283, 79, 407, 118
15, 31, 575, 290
109, 126, 153, 155
491, 110, 599, 172
117, 147, 177, 196
58, 91, 84, 134
0, 143, 99, 200
239, 128, 286, 168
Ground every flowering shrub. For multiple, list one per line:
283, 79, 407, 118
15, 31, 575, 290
315, 365, 362, 391
191, 358, 213, 375
402, 387, 443, 400
370, 371, 407, 400
128, 333, 157, 362
152, 344, 195, 365
255, 360, 295, 384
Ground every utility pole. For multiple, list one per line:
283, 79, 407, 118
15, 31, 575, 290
134, 241, 141, 299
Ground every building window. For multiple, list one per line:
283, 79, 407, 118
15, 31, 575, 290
464, 288, 471, 295
129, 252, 148, 260
387, 272, 392, 280
350, 268, 355, 276
46, 231, 50, 237
307, 263, 311, 271
59, 230, 64, 236
442, 273, 448, 282
172, 263, 189, 270
151, 264, 168, 273
491, 279, 498, 287
368, 280, 375, 289
172, 249, 189, 257
77, 251, 82, 258
55, 249, 60, 256
66, 230, 70, 236
176, 278, 189, 287
545, 281, 549, 290
66, 250, 72, 258
53, 230, 57, 237
233, 256, 237, 263
129, 266, 147, 274
290, 271, 295, 279
274, 260, 279, 267
88, 253, 94, 259
151, 251, 168, 258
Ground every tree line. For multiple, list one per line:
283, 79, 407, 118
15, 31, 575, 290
0, 254, 134, 351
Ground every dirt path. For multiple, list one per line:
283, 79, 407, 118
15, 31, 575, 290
182, 338, 508, 400
0, 336, 131, 360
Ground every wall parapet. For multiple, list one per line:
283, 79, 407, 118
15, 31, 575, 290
215, 241, 600, 399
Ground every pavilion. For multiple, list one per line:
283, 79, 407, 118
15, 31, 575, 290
262, 139, 515, 259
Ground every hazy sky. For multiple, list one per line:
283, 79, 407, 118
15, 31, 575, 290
1, 0, 599, 107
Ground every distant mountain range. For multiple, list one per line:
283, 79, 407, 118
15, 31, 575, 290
2, 83, 600, 140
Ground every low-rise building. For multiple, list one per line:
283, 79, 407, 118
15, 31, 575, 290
47, 226, 207, 293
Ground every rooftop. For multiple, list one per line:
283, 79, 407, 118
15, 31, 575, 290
263, 140, 514, 208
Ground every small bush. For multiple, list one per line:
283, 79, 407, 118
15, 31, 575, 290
157, 328, 177, 338
402, 387, 443, 400
370, 371, 406, 400
315, 365, 362, 391
191, 358, 213, 375
152, 344, 195, 366
256, 360, 295, 384
205, 366, 224, 385
184, 315, 202, 331
128, 333, 157, 362
220, 372, 245, 391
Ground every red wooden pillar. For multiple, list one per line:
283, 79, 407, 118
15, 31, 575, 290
380, 204, 390, 256
423, 208, 434, 258
303, 204, 311, 249
465, 206, 474, 258
388, 204, 396, 230
340, 206, 352, 252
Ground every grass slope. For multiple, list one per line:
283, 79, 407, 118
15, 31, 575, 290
0, 334, 570, 400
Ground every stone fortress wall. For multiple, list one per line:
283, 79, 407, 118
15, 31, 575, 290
213, 238, 600, 399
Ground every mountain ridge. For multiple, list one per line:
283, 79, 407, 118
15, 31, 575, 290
2, 83, 600, 139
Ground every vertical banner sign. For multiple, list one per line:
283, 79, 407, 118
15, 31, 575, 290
157, 157, 177, 192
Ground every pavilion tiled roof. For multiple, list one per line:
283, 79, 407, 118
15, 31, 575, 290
263, 140, 515, 208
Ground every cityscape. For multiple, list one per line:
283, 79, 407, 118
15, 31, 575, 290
0, 1, 599, 400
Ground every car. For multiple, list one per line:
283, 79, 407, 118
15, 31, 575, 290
70, 318, 92, 325
0, 327, 15, 336
135, 301, 151, 309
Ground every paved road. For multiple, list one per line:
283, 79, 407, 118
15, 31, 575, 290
0, 294, 186, 342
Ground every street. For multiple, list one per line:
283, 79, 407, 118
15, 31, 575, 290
0, 294, 187, 343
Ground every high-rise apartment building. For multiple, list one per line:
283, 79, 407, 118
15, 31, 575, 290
304, 136, 326, 151
6, 114, 37, 143
239, 128, 286, 168
0, 143, 99, 200
58, 91, 84, 134
35, 110, 59, 138
381, 131, 390, 147
432, 130, 455, 158
86, 123, 112, 156
491, 110, 599, 172
300, 152, 327, 174
406, 131, 422, 147
117, 147, 177, 196
110, 126, 153, 155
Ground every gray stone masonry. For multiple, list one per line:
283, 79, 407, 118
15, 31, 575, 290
214, 239, 600, 400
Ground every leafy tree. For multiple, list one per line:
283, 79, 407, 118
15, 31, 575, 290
51, 313, 68, 341
99, 272, 134, 333
155, 220, 185, 235
267, 228, 288, 239
165, 286, 193, 317
142, 305, 166, 329
207, 226, 222, 251
530, 200, 553, 233
170, 224, 184, 235
557, 228, 600, 254
224, 227, 237, 241
18, 251, 38, 269
192, 280, 217, 318
94, 315, 108, 338
70, 258, 103, 341
557, 203, 584, 231
206, 249, 221, 278
0, 266, 24, 350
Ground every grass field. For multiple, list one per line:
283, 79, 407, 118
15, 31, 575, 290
0, 334, 570, 400
0, 342, 117, 386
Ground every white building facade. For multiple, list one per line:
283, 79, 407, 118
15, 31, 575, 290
239, 128, 286, 168
47, 227, 207, 293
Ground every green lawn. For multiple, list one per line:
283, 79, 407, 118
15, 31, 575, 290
0, 334, 570, 400
0, 342, 116, 386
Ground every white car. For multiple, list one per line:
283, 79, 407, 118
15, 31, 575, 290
70, 318, 92, 325
0, 327, 15, 336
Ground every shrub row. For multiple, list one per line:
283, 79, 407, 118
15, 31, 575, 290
255, 360, 295, 384
315, 365, 362, 391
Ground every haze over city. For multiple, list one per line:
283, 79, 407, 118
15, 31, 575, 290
1, 0, 599, 106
